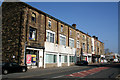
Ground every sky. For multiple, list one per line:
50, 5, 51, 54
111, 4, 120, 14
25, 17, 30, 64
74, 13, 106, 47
25, 2, 118, 53
1, 1, 118, 53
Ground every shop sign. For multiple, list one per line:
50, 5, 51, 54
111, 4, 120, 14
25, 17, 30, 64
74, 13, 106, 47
26, 54, 31, 64
31, 55, 36, 63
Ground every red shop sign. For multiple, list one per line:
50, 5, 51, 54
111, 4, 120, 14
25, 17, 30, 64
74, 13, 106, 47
26, 54, 31, 64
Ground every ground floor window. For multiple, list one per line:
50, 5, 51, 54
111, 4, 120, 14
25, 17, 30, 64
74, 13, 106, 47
65, 56, 67, 62
69, 56, 74, 62
61, 55, 67, 63
83, 56, 87, 61
46, 54, 57, 63
26, 49, 39, 66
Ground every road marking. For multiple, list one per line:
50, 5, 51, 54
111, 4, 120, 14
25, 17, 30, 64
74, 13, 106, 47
52, 75, 65, 78
17, 67, 89, 78
66, 66, 111, 78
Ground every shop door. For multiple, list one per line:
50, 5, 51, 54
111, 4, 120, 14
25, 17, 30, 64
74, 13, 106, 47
39, 49, 43, 67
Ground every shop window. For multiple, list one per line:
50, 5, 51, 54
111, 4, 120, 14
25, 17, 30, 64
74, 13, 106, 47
29, 27, 36, 40
48, 20, 51, 28
65, 56, 67, 62
69, 56, 74, 62
31, 12, 36, 22
54, 55, 57, 63
46, 54, 57, 63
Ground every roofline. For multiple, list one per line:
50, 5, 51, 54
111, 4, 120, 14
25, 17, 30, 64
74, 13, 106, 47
20, 2, 75, 29
2, 2, 104, 44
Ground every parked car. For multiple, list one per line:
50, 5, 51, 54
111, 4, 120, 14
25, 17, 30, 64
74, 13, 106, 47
2, 62, 27, 75
76, 60, 88, 66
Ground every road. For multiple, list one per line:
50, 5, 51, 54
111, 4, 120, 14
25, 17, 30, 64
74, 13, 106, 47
2, 63, 120, 80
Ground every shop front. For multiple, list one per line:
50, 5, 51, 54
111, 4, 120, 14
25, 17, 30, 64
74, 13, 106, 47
25, 47, 44, 68
92, 54, 100, 63
87, 54, 92, 63
101, 55, 105, 63
82, 53, 87, 61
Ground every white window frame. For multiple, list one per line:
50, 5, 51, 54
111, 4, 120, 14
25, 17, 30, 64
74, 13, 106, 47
59, 34, 66, 46
82, 43, 85, 51
70, 30, 72, 35
46, 30, 55, 43
48, 19, 51, 28
76, 40, 80, 48
61, 25, 63, 32
77, 32, 79, 38
69, 38, 74, 48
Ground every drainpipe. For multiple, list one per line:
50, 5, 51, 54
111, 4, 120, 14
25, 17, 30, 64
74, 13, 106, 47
24, 42, 27, 65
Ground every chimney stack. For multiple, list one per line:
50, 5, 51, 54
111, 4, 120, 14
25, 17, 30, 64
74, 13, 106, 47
92, 36, 98, 40
72, 24, 76, 29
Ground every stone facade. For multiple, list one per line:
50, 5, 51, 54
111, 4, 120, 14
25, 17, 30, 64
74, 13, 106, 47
2, 2, 104, 67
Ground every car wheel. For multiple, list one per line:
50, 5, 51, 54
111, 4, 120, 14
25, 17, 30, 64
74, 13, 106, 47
3, 70, 8, 75
22, 68, 26, 72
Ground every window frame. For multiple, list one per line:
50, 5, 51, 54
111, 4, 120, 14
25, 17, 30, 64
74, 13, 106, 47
61, 25, 63, 32
46, 30, 55, 43
31, 12, 36, 23
76, 40, 80, 48
48, 19, 51, 28
70, 30, 72, 35
29, 27, 37, 41
69, 38, 74, 48
59, 34, 66, 46
82, 43, 85, 51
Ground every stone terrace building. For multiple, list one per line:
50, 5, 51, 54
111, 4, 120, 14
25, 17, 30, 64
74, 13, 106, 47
2, 2, 104, 68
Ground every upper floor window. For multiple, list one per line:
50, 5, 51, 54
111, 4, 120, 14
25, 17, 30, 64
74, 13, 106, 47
91, 46, 93, 52
77, 40, 80, 48
29, 27, 36, 40
83, 35, 85, 40
77, 33, 79, 38
60, 35, 66, 46
31, 12, 36, 22
82, 43, 85, 51
70, 30, 72, 35
97, 42, 99, 46
48, 20, 51, 28
69, 38, 74, 48
61, 25, 63, 32
87, 44, 89, 51
46, 30, 55, 43
98, 48, 99, 53
87, 38, 89, 42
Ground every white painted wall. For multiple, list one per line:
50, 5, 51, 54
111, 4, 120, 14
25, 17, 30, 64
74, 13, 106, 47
91, 38, 95, 54
45, 42, 76, 55
39, 49, 43, 67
